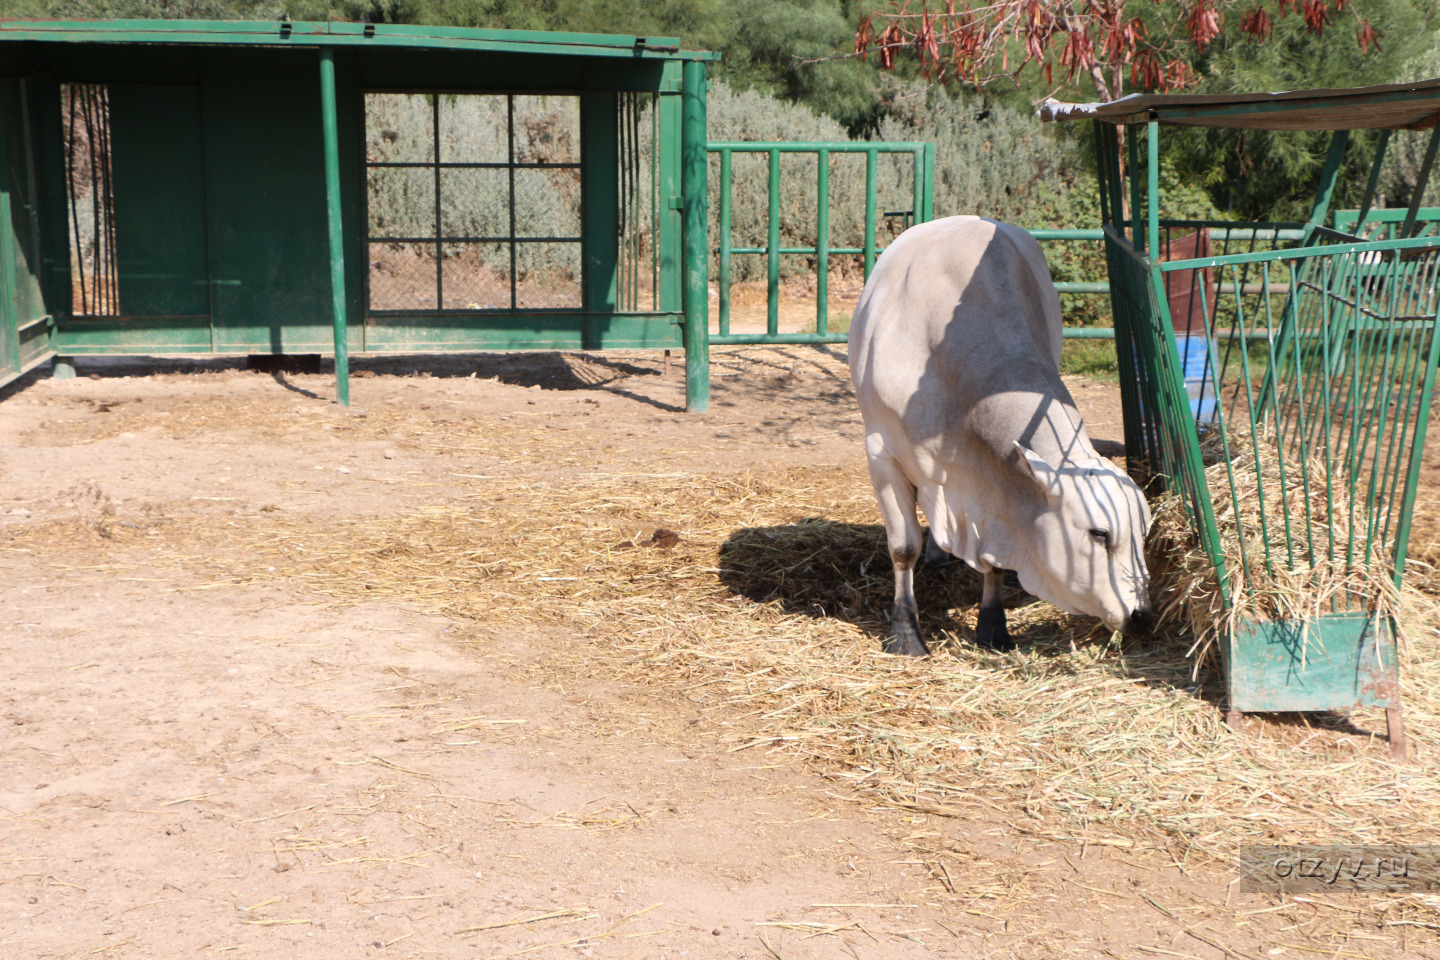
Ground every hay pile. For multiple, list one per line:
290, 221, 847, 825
1147, 428, 1404, 672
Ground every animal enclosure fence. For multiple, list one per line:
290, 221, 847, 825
1045, 81, 1440, 758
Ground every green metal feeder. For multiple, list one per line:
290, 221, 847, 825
1043, 80, 1440, 760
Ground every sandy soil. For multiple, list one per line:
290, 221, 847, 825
0, 347, 1433, 960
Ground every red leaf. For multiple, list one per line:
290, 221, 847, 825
1240, 6, 1271, 40
1356, 18, 1382, 53
1302, 0, 1332, 33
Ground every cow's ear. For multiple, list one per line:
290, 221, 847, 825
1014, 442, 1062, 499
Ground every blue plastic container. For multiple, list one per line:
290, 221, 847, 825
1175, 334, 1216, 421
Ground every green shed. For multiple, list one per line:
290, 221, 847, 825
0, 18, 717, 407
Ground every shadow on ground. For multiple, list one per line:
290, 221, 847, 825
712, 518, 1378, 741
717, 518, 1037, 652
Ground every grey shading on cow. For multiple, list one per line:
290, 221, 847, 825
847, 216, 1153, 656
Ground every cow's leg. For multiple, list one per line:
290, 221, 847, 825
974, 568, 1016, 652
868, 457, 930, 657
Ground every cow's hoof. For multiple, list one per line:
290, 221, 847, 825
883, 605, 930, 657
974, 606, 1016, 652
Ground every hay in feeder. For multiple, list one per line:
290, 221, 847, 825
1146, 426, 1404, 673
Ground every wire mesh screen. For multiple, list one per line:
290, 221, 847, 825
365, 93, 582, 312
63, 83, 119, 317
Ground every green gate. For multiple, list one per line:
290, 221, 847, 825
707, 141, 933, 344
1045, 80, 1440, 759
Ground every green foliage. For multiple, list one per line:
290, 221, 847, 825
1381, 31, 1440, 210
1169, 0, 1435, 220
1060, 339, 1118, 380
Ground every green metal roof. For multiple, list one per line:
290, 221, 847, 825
0, 18, 720, 61
1040, 78, 1440, 130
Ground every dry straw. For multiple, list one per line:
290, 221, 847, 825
1148, 428, 1405, 674
86, 452, 1435, 880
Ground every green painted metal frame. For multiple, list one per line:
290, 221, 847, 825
1089, 114, 1440, 722
707, 141, 934, 346
0, 18, 716, 404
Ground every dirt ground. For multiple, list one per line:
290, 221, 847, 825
1, 346, 1436, 960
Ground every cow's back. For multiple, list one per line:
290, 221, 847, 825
849, 216, 1066, 455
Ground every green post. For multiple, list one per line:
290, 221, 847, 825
681, 58, 709, 412
1401, 126, 1440, 240
319, 47, 349, 407
910, 146, 924, 229
1355, 129, 1389, 230
1304, 129, 1350, 241
921, 142, 935, 222
718, 148, 731, 338
863, 150, 877, 276
766, 148, 780, 337
1146, 121, 1160, 259
816, 148, 829, 336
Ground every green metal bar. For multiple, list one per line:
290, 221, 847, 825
319, 47, 349, 407
711, 333, 847, 344
1128, 129, 1144, 253
922, 142, 935, 222
1158, 234, 1440, 271
1146, 121, 1160, 260
863, 151, 877, 277
707, 141, 924, 153
1029, 228, 1106, 240
1402, 126, 1440, 239
1392, 276, 1440, 583
1102, 123, 1127, 235
0, 19, 719, 59
910, 146, 923, 235
1304, 130, 1351, 242
718, 148, 732, 338
767, 147, 780, 337
1355, 129, 1390, 231
681, 58, 709, 412
816, 148, 829, 337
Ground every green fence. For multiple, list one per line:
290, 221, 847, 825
699, 151, 1360, 349
707, 141, 932, 345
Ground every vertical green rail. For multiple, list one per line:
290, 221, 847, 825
815, 148, 829, 336
1145, 122, 1160, 259
922, 143, 935, 221
767, 147, 780, 337
1356, 130, 1390, 228
863, 151, 877, 276
318, 47, 349, 407
681, 58, 710, 412
717, 147, 731, 338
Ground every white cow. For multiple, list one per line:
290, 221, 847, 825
848, 216, 1152, 655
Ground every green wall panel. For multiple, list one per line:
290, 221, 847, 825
109, 82, 210, 318
59, 316, 211, 353
363, 313, 586, 351
201, 51, 332, 352
0, 77, 49, 382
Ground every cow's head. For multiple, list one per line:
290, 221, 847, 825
1013, 444, 1153, 635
